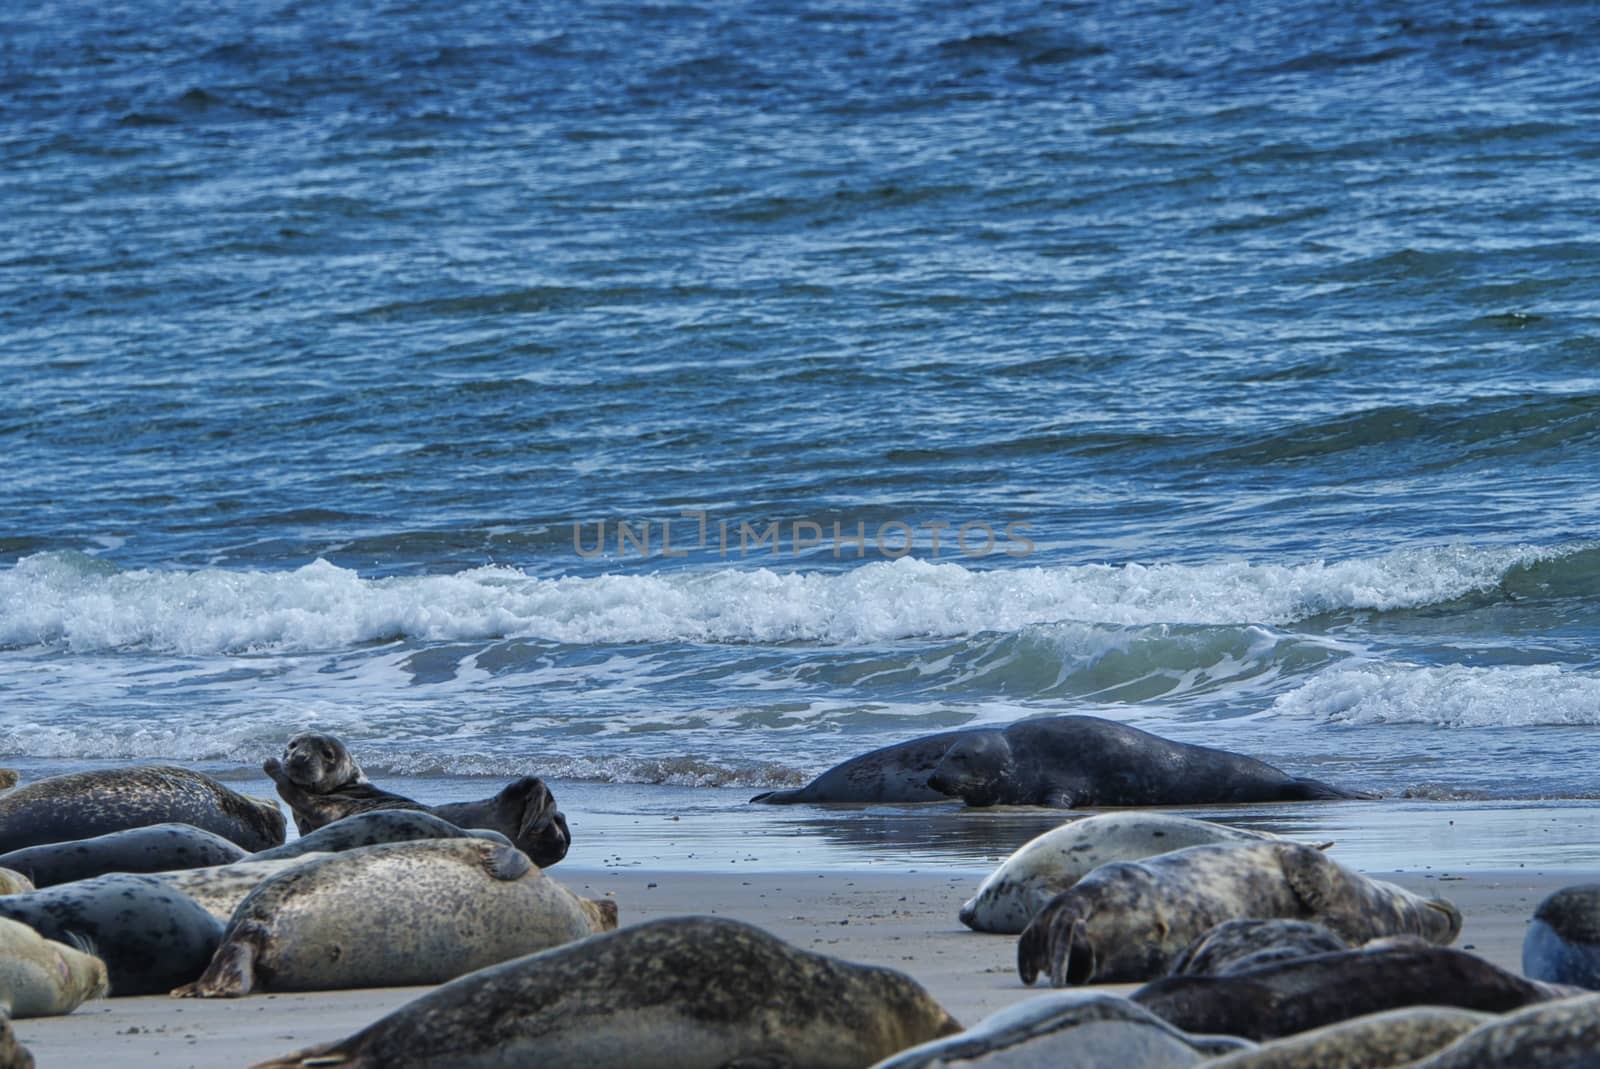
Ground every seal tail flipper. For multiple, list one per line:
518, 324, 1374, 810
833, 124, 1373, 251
1282, 777, 1377, 801
172, 931, 260, 998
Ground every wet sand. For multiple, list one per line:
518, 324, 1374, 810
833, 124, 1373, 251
14, 865, 1574, 1069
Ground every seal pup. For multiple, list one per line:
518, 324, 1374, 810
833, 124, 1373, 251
0, 873, 222, 996
248, 916, 961, 1069
870, 990, 1252, 1068
0, 915, 109, 1017
151, 853, 335, 923
928, 716, 1366, 808
1132, 943, 1579, 1041
1523, 883, 1600, 989
0, 822, 249, 888
265, 733, 570, 867
960, 813, 1306, 933
174, 838, 616, 997
1169, 919, 1350, 977
251, 810, 511, 862
0, 1016, 30, 1069
0, 869, 33, 895
0, 767, 285, 853
1202, 1006, 1493, 1069
1403, 993, 1600, 1069
1016, 841, 1459, 986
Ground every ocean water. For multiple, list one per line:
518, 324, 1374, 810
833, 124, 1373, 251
4, 1, 1600, 868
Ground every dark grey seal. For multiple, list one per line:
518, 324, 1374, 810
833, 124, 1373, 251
872, 990, 1252, 1068
264, 733, 570, 867
1132, 943, 1580, 1041
0, 822, 248, 888
1523, 883, 1600, 990
248, 916, 961, 1069
928, 716, 1366, 808
751, 728, 973, 804
1169, 919, 1350, 977
0, 873, 223, 996
0, 767, 285, 854
251, 810, 511, 862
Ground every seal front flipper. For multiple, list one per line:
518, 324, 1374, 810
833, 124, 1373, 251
173, 924, 264, 998
480, 842, 532, 881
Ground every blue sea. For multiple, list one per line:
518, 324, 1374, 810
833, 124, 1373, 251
4, 0, 1599, 870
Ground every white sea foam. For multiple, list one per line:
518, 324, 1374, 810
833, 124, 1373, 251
0, 543, 1574, 654
1268, 662, 1600, 727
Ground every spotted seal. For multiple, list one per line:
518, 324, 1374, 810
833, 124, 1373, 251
0, 822, 248, 888
1132, 943, 1580, 1040
1522, 883, 1600, 989
251, 809, 510, 862
0, 914, 109, 1017
1017, 842, 1459, 986
265, 733, 570, 867
1202, 1006, 1493, 1069
0, 869, 33, 895
174, 838, 616, 997
927, 716, 1367, 808
1403, 993, 1600, 1069
961, 813, 1307, 933
871, 990, 1252, 1068
1169, 919, 1350, 977
0, 767, 285, 854
151, 853, 335, 923
0, 873, 223, 996
248, 916, 961, 1069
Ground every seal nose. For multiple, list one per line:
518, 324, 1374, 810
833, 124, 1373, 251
957, 900, 977, 929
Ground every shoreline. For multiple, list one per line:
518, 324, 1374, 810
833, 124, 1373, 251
13, 864, 1569, 1068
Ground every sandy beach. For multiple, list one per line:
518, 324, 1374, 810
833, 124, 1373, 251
13, 863, 1577, 1069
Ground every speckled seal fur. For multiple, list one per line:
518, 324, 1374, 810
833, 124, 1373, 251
1169, 919, 1350, 977
961, 813, 1301, 934
173, 838, 616, 997
252, 810, 510, 863
0, 869, 33, 895
152, 853, 336, 923
0, 767, 285, 854
1522, 883, 1600, 989
1202, 1006, 1492, 1069
1404, 993, 1600, 1069
248, 915, 961, 1069
0, 822, 248, 888
0, 914, 109, 1018
1017, 841, 1460, 987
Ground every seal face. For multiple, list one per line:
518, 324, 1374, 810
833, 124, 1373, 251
1401, 993, 1600, 1069
0, 767, 285, 854
1016, 842, 1460, 987
174, 838, 616, 997
960, 813, 1293, 934
247, 916, 961, 1069
873, 990, 1252, 1068
1132, 944, 1580, 1041
0, 873, 223, 996
1522, 883, 1600, 989
0, 822, 248, 888
0, 914, 109, 1018
1202, 1006, 1493, 1069
280, 733, 367, 794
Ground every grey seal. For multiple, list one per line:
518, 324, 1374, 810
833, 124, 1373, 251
870, 990, 1252, 1068
1169, 919, 1350, 977
251, 810, 511, 861
751, 728, 974, 804
174, 838, 616, 997
1404, 993, 1600, 1069
1523, 883, 1600, 989
1132, 943, 1580, 1041
248, 916, 961, 1069
0, 767, 285, 853
0, 822, 248, 888
0, 914, 109, 1017
960, 813, 1305, 933
0, 771, 17, 792
0, 869, 33, 895
0, 873, 223, 996
927, 716, 1366, 808
151, 853, 335, 923
264, 733, 570, 867
0, 1016, 29, 1069
1202, 1006, 1493, 1069
1016, 841, 1459, 986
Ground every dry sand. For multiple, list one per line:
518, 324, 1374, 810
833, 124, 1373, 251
13, 865, 1576, 1069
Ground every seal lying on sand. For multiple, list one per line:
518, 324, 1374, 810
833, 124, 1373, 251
960, 813, 1307, 934
0, 873, 222, 996
0, 767, 285, 854
151, 853, 335, 923
0, 1016, 30, 1069
1403, 993, 1600, 1069
1016, 842, 1459, 986
251, 809, 511, 862
265, 733, 570, 867
0, 822, 248, 888
871, 990, 1252, 1068
1169, 919, 1350, 977
1133, 943, 1579, 1041
248, 916, 960, 1069
174, 839, 615, 997
1522, 883, 1600, 989
0, 915, 109, 1017
1203, 1006, 1493, 1069
928, 716, 1366, 808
